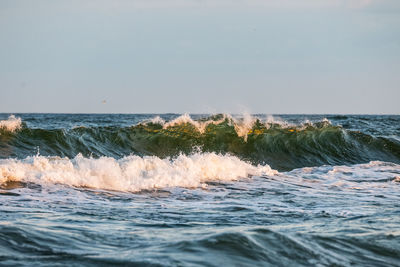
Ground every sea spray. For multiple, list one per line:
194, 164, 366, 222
0, 115, 22, 133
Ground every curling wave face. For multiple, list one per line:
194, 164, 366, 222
1, 114, 399, 171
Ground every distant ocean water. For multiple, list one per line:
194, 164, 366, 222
0, 113, 399, 266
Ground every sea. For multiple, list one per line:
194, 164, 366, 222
0, 113, 399, 266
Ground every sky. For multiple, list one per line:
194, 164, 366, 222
0, 0, 399, 114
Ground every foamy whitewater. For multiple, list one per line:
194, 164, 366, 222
0, 153, 276, 191
0, 113, 399, 266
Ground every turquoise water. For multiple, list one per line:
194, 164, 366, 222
1, 114, 400, 266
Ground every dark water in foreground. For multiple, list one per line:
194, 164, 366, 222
0, 114, 400, 266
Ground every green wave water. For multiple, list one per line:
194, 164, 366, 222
1, 114, 399, 171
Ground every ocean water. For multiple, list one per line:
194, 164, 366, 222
0, 113, 400, 266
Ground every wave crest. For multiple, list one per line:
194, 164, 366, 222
141, 113, 333, 141
0, 115, 22, 133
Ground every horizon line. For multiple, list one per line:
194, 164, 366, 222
1, 112, 399, 116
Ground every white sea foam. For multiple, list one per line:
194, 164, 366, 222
288, 161, 400, 190
149, 116, 165, 125
0, 153, 277, 192
0, 115, 22, 133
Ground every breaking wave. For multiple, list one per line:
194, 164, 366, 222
0, 114, 399, 171
0, 152, 277, 192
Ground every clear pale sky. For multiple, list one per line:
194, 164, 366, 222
0, 0, 399, 114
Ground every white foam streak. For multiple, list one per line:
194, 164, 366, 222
0, 153, 277, 192
288, 161, 400, 190
0, 115, 22, 133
